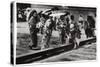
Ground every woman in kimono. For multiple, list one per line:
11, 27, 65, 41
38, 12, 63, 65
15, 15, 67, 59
69, 15, 80, 48
28, 10, 40, 50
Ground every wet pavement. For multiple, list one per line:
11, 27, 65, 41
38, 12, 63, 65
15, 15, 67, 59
37, 42, 96, 62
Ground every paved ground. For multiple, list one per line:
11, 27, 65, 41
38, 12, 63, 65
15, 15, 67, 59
37, 42, 96, 62
17, 22, 30, 34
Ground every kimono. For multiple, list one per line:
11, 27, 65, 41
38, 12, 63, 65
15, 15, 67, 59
28, 16, 39, 48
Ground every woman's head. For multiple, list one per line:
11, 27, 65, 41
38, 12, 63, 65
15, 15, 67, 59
32, 10, 37, 17
28, 10, 37, 21
70, 15, 74, 20
79, 14, 82, 17
60, 15, 64, 21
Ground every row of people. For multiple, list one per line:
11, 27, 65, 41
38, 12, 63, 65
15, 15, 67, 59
28, 10, 96, 50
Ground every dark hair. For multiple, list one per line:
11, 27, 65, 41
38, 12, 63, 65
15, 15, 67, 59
80, 15, 82, 17
70, 15, 74, 20
87, 15, 95, 23
87, 15, 95, 28
60, 15, 64, 21
28, 10, 37, 21
38, 11, 43, 18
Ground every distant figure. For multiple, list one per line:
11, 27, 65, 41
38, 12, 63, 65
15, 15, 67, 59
64, 12, 70, 25
78, 15, 85, 39
78, 15, 84, 29
36, 14, 46, 34
59, 15, 66, 44
53, 17, 57, 30
64, 12, 71, 36
84, 20, 90, 38
28, 10, 40, 50
69, 15, 80, 48
86, 15, 95, 38
78, 15, 84, 24
41, 16, 53, 49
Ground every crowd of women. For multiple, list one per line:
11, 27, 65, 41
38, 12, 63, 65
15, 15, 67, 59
27, 9, 96, 50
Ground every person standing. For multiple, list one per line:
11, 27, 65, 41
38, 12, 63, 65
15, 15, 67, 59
28, 10, 40, 50
78, 15, 84, 25
69, 15, 80, 49
78, 15, 85, 39
87, 15, 95, 37
64, 12, 71, 37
